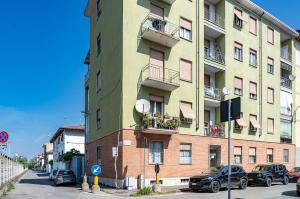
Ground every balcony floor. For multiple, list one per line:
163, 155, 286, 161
142, 29, 180, 48
141, 78, 179, 92
142, 128, 178, 135
204, 20, 225, 39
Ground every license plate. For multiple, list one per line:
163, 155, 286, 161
192, 183, 197, 186
248, 179, 254, 181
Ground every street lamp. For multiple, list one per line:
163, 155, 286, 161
222, 87, 232, 199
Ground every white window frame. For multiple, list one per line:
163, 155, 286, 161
179, 143, 192, 164
149, 141, 164, 164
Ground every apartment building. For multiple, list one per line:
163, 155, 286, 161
83, 0, 299, 188
295, 31, 300, 167
50, 126, 85, 170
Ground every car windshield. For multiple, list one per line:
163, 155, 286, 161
290, 167, 300, 172
59, 170, 73, 175
252, 165, 272, 172
202, 166, 224, 174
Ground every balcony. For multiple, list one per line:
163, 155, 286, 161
140, 64, 180, 91
141, 15, 180, 47
204, 86, 223, 107
205, 11, 225, 29
84, 71, 90, 84
160, 0, 176, 4
281, 77, 292, 89
204, 48, 225, 73
142, 113, 179, 135
204, 11, 225, 38
281, 50, 292, 62
204, 124, 225, 138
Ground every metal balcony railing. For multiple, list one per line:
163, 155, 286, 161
204, 86, 223, 101
204, 48, 225, 65
204, 11, 225, 28
141, 64, 180, 86
281, 77, 292, 89
84, 71, 90, 83
204, 124, 225, 138
281, 49, 292, 62
141, 15, 180, 39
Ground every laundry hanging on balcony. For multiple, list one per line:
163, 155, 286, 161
280, 91, 293, 115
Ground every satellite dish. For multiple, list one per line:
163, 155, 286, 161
289, 74, 295, 81
222, 87, 230, 95
135, 99, 150, 113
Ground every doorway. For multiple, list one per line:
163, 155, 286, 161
209, 145, 221, 168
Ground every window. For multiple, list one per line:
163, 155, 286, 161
96, 71, 101, 92
267, 27, 274, 44
234, 8, 243, 28
234, 146, 242, 164
249, 17, 257, 35
249, 81, 257, 100
249, 49, 257, 66
267, 57, 274, 74
96, 108, 101, 129
234, 42, 243, 61
180, 101, 195, 123
267, 148, 273, 163
149, 141, 164, 164
180, 18, 192, 41
180, 59, 192, 82
267, 87, 274, 104
283, 149, 289, 163
179, 143, 192, 164
235, 112, 246, 130
248, 147, 256, 164
267, 118, 274, 134
97, 33, 101, 55
249, 114, 260, 133
204, 4, 210, 20
234, 77, 243, 96
150, 95, 163, 116
96, 0, 102, 17
96, 146, 102, 165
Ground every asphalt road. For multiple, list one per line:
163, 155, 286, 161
3, 170, 299, 199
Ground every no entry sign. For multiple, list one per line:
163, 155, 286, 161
0, 131, 8, 143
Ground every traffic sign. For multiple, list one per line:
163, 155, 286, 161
91, 165, 102, 176
0, 131, 8, 143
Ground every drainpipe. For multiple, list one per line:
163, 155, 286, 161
196, 0, 200, 130
258, 12, 265, 137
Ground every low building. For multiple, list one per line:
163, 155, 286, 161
43, 143, 53, 173
50, 126, 85, 170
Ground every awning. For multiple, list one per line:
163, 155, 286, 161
236, 118, 247, 127
250, 117, 261, 129
180, 103, 195, 120
234, 9, 247, 22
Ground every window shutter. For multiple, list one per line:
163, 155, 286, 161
180, 18, 192, 30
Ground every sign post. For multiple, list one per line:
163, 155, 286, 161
91, 164, 102, 193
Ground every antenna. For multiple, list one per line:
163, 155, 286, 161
135, 99, 150, 113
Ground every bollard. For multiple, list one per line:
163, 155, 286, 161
81, 173, 90, 192
91, 176, 100, 193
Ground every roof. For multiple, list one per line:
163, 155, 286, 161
297, 30, 300, 41
50, 125, 84, 143
84, 0, 96, 17
234, 0, 299, 38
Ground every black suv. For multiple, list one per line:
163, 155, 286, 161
248, 164, 289, 187
189, 165, 248, 193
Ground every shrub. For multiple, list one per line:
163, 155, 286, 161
131, 187, 152, 196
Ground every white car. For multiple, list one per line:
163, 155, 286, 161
49, 170, 58, 181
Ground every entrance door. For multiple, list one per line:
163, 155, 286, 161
209, 145, 221, 168
150, 49, 164, 81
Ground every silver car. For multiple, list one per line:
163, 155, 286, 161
54, 170, 76, 186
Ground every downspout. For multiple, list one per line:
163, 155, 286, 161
196, 0, 200, 130
258, 11, 265, 137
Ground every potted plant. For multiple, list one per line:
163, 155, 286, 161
142, 113, 153, 129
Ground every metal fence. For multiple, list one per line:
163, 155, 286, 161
0, 154, 25, 188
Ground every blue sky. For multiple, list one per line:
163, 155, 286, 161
0, 0, 89, 158
0, 0, 298, 159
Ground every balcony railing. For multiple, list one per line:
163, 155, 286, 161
141, 15, 180, 47
204, 86, 223, 101
280, 107, 292, 116
141, 64, 180, 91
204, 11, 225, 28
204, 48, 225, 65
281, 77, 292, 89
160, 0, 176, 4
281, 49, 292, 62
142, 113, 179, 135
84, 71, 90, 83
204, 124, 225, 138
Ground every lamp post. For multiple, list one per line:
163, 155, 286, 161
222, 87, 231, 199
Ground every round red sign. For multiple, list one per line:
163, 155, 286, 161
0, 131, 8, 143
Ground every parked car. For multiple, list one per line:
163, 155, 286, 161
297, 179, 300, 196
189, 165, 248, 193
247, 164, 289, 187
49, 170, 58, 181
54, 170, 76, 186
289, 167, 300, 182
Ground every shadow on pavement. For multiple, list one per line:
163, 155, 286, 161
19, 179, 55, 186
282, 190, 299, 197
36, 173, 49, 177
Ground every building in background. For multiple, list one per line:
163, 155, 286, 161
83, 0, 299, 188
43, 143, 53, 173
50, 126, 85, 170
295, 31, 300, 167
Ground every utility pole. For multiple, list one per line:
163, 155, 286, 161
227, 99, 232, 199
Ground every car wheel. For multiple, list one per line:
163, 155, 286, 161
210, 181, 221, 193
191, 189, 198, 192
265, 177, 272, 187
282, 176, 289, 185
239, 178, 247, 190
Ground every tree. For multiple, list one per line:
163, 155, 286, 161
59, 148, 82, 162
